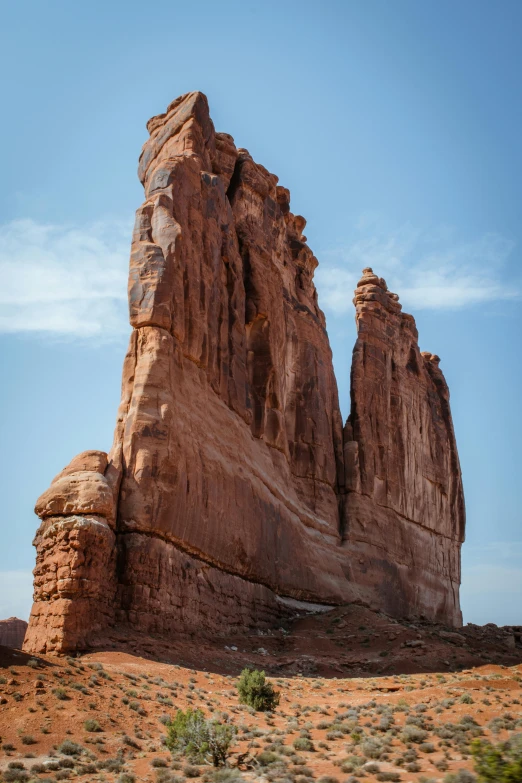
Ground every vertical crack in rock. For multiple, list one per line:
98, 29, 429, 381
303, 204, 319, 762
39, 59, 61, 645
23, 93, 465, 654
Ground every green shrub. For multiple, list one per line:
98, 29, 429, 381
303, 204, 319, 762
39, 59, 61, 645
443, 771, 477, 783
401, 725, 428, 744
84, 719, 102, 732
237, 669, 280, 712
3, 771, 30, 783
293, 737, 314, 752
257, 751, 281, 766
166, 708, 235, 767
471, 734, 522, 782
57, 739, 83, 756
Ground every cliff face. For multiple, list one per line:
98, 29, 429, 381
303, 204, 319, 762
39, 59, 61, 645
23, 92, 465, 654
342, 269, 465, 626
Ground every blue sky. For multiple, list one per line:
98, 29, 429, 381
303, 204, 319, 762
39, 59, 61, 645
1, 0, 521, 626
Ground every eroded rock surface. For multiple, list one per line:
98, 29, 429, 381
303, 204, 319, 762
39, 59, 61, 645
24, 451, 118, 653
24, 92, 465, 654
342, 268, 465, 625
0, 617, 27, 649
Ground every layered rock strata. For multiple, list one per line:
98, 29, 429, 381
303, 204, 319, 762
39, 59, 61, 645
23, 92, 465, 654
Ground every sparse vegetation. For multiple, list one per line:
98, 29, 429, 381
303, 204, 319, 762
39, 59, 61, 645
57, 739, 83, 756
236, 668, 280, 712
471, 734, 522, 782
84, 718, 102, 732
165, 707, 236, 766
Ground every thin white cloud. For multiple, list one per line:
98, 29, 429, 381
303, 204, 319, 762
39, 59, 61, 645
0, 218, 131, 339
0, 570, 33, 621
315, 216, 518, 313
1, 215, 518, 338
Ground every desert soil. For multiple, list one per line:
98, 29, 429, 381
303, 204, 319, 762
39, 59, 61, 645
1, 605, 521, 783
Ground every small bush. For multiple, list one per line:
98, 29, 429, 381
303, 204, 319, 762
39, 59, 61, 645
84, 719, 102, 732
443, 771, 477, 783
184, 764, 201, 777
57, 739, 83, 756
257, 751, 280, 766
21, 734, 37, 745
237, 668, 280, 711
166, 708, 235, 767
53, 687, 69, 701
98, 758, 124, 772
81, 764, 98, 774
293, 737, 314, 752
470, 734, 522, 782
401, 725, 428, 744
3, 772, 30, 783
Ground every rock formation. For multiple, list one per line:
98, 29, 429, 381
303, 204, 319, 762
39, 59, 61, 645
23, 92, 465, 654
342, 269, 465, 624
0, 617, 27, 649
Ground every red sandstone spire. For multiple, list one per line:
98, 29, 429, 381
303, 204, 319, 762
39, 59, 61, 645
23, 95, 465, 654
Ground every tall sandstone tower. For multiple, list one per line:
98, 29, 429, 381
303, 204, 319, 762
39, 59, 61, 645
23, 92, 465, 654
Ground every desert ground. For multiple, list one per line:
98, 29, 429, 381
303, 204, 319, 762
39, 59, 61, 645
1, 606, 522, 783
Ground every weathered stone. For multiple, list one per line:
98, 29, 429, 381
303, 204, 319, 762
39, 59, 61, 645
35, 471, 116, 526
0, 617, 27, 649
23, 93, 465, 654
341, 267, 465, 625
51, 450, 107, 481
23, 515, 117, 654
